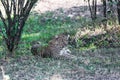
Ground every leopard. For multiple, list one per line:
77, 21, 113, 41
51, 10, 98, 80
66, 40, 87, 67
31, 33, 76, 59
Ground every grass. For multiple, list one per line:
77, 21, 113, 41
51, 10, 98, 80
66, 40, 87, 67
0, 11, 120, 56
0, 48, 120, 80
0, 11, 84, 56
14, 12, 89, 55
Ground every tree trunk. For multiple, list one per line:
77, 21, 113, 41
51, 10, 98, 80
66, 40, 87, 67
102, 0, 108, 30
103, 0, 107, 17
117, 0, 120, 24
0, 0, 38, 54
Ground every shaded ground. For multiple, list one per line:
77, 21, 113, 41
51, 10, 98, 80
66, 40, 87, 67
33, 0, 103, 19
0, 48, 120, 80
33, 0, 102, 13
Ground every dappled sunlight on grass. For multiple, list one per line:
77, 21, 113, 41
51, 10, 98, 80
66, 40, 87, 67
0, 36, 2, 39
0, 46, 3, 52
22, 14, 84, 44
75, 27, 107, 39
22, 33, 40, 39
50, 74, 63, 80
79, 43, 97, 51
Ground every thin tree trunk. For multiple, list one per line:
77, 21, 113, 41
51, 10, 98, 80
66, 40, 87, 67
117, 0, 120, 24
103, 0, 107, 17
102, 0, 108, 30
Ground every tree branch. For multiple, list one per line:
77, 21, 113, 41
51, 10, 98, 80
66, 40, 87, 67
0, 10, 7, 30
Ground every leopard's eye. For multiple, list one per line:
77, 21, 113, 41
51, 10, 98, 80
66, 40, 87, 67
67, 51, 69, 53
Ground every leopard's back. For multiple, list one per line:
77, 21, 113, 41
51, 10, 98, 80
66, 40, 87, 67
46, 34, 70, 58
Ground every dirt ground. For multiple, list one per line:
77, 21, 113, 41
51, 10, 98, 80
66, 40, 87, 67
33, 0, 102, 13
33, 0, 103, 19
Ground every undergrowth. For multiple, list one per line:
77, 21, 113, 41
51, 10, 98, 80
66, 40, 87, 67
0, 11, 120, 57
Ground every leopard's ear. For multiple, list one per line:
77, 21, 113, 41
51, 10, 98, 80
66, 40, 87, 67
30, 41, 41, 46
55, 35, 59, 39
67, 34, 70, 40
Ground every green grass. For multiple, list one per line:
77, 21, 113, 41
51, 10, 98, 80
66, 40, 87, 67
0, 12, 87, 56
0, 11, 120, 57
